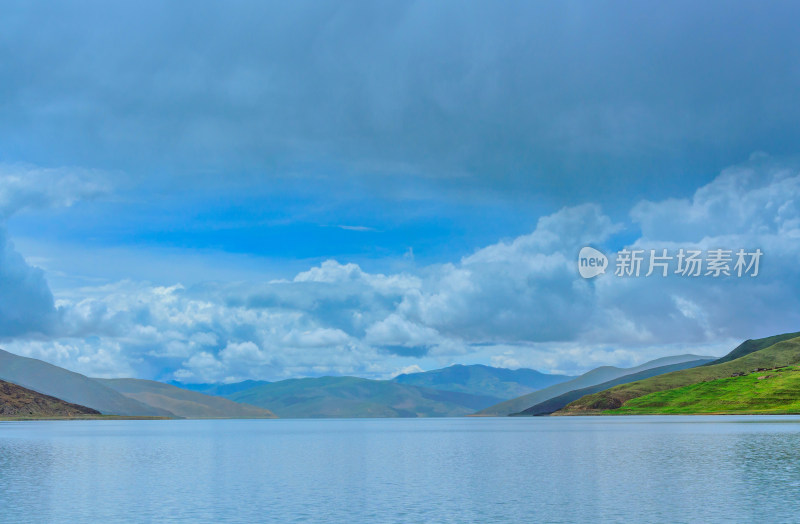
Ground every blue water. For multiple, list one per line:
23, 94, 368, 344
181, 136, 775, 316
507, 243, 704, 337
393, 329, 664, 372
2, 416, 800, 523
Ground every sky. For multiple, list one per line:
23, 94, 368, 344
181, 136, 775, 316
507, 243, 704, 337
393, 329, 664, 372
1, 1, 800, 382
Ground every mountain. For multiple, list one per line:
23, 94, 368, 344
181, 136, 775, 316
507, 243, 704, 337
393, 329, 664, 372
98, 379, 277, 419
474, 354, 716, 416
558, 334, 800, 414
221, 376, 502, 418
703, 331, 800, 366
512, 358, 713, 416
0, 349, 173, 416
392, 364, 572, 400
168, 380, 271, 396
0, 379, 101, 418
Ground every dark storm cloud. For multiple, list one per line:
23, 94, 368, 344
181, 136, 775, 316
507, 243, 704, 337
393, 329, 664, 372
2, 1, 799, 203
0, 226, 57, 337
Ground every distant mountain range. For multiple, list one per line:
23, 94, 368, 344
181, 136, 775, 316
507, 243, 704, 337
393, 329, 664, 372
170, 380, 272, 396
392, 364, 573, 400
165, 364, 579, 418
218, 376, 501, 418
6, 333, 800, 419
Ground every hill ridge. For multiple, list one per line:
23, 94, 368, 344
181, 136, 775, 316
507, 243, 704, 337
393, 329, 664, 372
0, 379, 100, 418
474, 354, 714, 416
559, 334, 800, 414
0, 349, 174, 416
98, 378, 277, 419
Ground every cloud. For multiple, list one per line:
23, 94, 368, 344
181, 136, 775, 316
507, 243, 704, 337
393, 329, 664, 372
335, 225, 377, 232
0, 163, 112, 339
0, 163, 110, 219
390, 364, 424, 378
365, 313, 439, 347
2, 158, 799, 381
4, 3, 800, 382
2, 2, 800, 205
593, 156, 800, 344
387, 205, 620, 344
0, 226, 58, 337
631, 155, 800, 241
2, 338, 135, 378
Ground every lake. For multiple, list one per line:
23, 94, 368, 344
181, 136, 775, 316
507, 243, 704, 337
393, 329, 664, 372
2, 416, 800, 523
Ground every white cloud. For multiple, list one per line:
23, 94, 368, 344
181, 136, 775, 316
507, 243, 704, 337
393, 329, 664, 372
280, 328, 351, 348
3, 338, 135, 378
0, 163, 110, 219
3, 158, 800, 382
390, 364, 424, 378
365, 313, 441, 349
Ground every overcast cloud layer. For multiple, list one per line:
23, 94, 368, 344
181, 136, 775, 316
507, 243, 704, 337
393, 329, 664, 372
3, 1, 800, 203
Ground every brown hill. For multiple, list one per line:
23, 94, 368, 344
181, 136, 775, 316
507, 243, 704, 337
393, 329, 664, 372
0, 379, 100, 418
97, 379, 277, 418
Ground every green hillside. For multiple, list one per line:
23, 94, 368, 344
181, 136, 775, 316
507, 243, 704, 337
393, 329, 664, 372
703, 331, 800, 366
513, 358, 712, 416
393, 364, 571, 400
99, 379, 277, 418
474, 354, 713, 416
559, 335, 800, 414
610, 366, 800, 414
224, 376, 500, 418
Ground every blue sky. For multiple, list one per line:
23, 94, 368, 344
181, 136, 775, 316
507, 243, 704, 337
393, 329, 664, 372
1, 1, 800, 382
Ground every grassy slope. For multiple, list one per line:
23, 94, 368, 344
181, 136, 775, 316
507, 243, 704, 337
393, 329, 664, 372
393, 364, 572, 400
98, 379, 277, 419
703, 331, 800, 366
225, 376, 501, 418
611, 366, 800, 414
513, 358, 712, 416
474, 354, 713, 416
559, 336, 800, 413
0, 379, 100, 417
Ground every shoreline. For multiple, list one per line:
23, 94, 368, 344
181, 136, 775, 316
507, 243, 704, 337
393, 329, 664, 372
0, 415, 172, 421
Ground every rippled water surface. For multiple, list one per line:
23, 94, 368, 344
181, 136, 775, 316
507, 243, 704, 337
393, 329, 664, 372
2, 416, 800, 523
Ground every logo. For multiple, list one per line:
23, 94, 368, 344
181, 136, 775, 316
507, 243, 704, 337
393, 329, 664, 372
578, 247, 608, 279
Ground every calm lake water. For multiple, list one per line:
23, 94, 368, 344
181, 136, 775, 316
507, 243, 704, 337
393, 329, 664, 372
2, 416, 800, 523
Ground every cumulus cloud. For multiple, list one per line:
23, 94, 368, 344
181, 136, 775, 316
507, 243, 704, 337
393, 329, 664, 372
631, 156, 800, 241
401, 204, 620, 342
0, 162, 111, 339
595, 156, 800, 344
3, 158, 799, 381
0, 227, 57, 337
